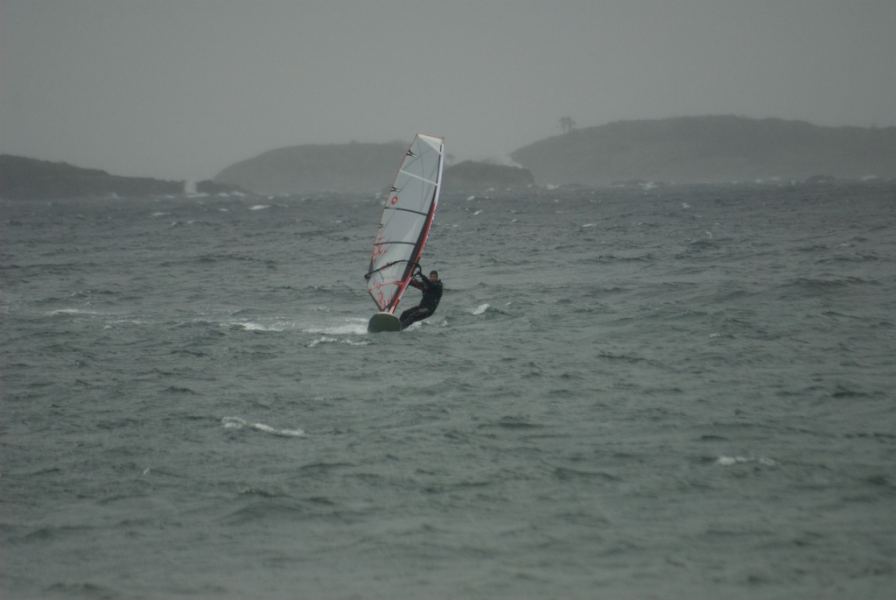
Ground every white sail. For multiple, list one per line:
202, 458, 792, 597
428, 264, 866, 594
366, 134, 444, 312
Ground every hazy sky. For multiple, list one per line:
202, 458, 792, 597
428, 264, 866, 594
2, 0, 895, 180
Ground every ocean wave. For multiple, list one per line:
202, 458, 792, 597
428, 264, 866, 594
796, 243, 829, 252
167, 219, 215, 227
676, 238, 722, 255
716, 455, 777, 467
553, 466, 622, 482
221, 416, 305, 437
830, 384, 878, 399
307, 335, 370, 347
304, 318, 368, 336
220, 500, 305, 525
229, 320, 292, 332
783, 276, 878, 291
5, 187, 895, 599
46, 582, 121, 598
590, 253, 654, 263
596, 351, 656, 365
196, 253, 273, 265
479, 415, 544, 430
183, 316, 371, 337
163, 385, 198, 395
815, 253, 881, 264
46, 308, 105, 317
468, 303, 511, 318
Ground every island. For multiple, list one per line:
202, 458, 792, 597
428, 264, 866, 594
0, 154, 244, 200
214, 141, 407, 195
510, 116, 896, 186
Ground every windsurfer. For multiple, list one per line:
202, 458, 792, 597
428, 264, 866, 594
399, 266, 442, 329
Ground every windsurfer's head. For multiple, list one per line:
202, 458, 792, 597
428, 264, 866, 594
429, 270, 439, 282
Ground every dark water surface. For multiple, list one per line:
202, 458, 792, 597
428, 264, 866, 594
2, 183, 895, 599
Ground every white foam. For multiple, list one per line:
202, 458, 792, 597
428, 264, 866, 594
108, 318, 148, 326
222, 416, 305, 437
222, 416, 243, 429
308, 336, 338, 348
681, 202, 691, 209
307, 333, 370, 347
226, 316, 370, 337
233, 321, 286, 332
472, 303, 489, 315
48, 308, 103, 316
250, 204, 270, 211
473, 209, 483, 216
304, 318, 368, 336
716, 455, 776, 467
581, 223, 595, 228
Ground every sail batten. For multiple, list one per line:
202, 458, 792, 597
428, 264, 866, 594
366, 134, 444, 313
398, 169, 439, 186
385, 206, 429, 216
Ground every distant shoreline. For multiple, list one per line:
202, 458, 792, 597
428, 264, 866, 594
4, 116, 896, 199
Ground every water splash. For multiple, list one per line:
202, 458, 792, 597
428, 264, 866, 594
221, 416, 305, 437
716, 455, 776, 467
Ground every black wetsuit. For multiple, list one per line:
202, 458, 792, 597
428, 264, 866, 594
399, 273, 443, 329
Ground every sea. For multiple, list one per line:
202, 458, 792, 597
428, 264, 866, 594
1, 181, 895, 600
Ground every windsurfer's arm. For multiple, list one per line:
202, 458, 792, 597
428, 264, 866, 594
408, 263, 428, 288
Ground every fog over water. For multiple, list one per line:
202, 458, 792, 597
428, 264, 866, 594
1, 0, 895, 180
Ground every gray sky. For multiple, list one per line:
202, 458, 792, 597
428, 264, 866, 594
2, 0, 895, 180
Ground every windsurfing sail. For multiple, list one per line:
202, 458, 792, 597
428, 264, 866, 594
365, 133, 444, 313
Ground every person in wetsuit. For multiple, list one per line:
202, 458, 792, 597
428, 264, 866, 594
399, 266, 442, 329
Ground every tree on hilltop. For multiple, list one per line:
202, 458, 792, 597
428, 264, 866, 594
559, 116, 577, 134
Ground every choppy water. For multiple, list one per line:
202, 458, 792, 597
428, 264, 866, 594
2, 183, 895, 599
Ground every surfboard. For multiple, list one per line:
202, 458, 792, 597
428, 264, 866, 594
364, 133, 444, 332
367, 312, 402, 333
